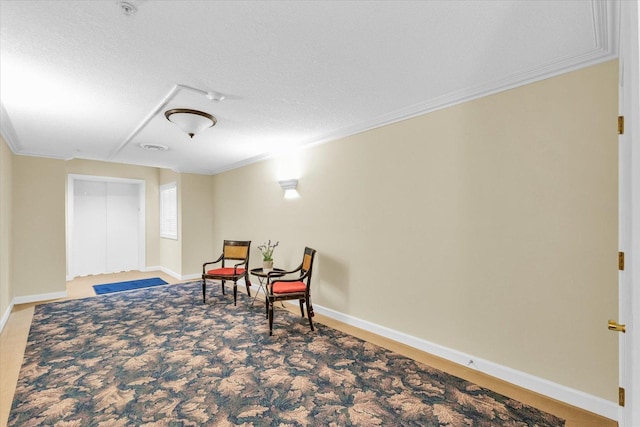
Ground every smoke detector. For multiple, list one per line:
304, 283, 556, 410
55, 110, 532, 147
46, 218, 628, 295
118, 1, 137, 16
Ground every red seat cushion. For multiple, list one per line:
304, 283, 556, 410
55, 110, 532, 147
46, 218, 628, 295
206, 267, 245, 276
272, 281, 306, 294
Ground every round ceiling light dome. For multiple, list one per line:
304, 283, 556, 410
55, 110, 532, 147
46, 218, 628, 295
164, 108, 217, 138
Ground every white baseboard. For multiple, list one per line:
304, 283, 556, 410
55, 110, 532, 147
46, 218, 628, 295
0, 301, 14, 333
12, 291, 68, 305
311, 303, 618, 421
144, 265, 175, 278
145, 266, 200, 282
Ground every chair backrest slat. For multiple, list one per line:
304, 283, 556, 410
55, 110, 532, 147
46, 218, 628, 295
300, 247, 316, 284
224, 244, 249, 260
302, 253, 313, 273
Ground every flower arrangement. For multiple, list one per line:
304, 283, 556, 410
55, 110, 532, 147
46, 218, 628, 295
258, 240, 279, 261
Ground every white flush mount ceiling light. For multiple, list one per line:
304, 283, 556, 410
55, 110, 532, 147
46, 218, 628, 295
164, 109, 217, 138
279, 179, 300, 199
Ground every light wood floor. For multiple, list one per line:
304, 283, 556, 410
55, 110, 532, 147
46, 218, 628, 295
0, 272, 616, 427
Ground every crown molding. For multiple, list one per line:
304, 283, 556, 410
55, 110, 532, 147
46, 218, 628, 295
207, 0, 619, 176
0, 102, 22, 154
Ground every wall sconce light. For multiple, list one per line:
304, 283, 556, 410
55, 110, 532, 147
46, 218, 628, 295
278, 179, 300, 199
165, 108, 217, 138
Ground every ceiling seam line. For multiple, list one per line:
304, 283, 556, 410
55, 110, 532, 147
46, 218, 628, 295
108, 84, 216, 161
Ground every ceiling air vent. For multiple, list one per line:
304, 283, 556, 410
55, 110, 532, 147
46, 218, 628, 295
118, 2, 137, 16
139, 143, 168, 151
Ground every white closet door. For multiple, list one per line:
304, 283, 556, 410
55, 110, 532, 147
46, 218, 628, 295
106, 182, 139, 273
72, 180, 107, 276
71, 179, 141, 277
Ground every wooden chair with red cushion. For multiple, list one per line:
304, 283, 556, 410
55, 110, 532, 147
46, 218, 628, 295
202, 240, 251, 306
266, 247, 317, 335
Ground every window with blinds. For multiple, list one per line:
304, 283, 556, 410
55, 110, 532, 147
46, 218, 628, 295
160, 182, 178, 240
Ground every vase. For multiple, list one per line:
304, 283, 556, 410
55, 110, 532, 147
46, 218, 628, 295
263, 260, 273, 271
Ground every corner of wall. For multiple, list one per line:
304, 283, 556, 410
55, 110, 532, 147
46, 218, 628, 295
0, 300, 14, 334
0, 135, 14, 331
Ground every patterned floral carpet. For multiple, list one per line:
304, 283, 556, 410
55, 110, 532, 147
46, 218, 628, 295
9, 281, 565, 426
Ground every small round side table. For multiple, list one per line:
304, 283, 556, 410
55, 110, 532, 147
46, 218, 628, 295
249, 267, 286, 307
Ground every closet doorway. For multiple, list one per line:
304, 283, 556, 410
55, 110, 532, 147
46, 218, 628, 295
67, 175, 146, 279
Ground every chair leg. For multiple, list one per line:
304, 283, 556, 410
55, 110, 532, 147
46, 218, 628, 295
299, 299, 305, 317
202, 277, 206, 303
268, 299, 274, 336
245, 274, 252, 297
233, 281, 238, 306
221, 280, 226, 295
306, 297, 315, 331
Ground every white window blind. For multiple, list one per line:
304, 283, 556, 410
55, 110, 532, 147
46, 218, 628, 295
160, 182, 177, 239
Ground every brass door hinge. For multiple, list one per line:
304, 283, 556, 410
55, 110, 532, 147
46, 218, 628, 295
619, 387, 625, 407
618, 116, 625, 135
619, 251, 625, 270
608, 320, 626, 333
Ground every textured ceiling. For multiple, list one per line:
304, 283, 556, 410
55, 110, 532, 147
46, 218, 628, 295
0, 0, 618, 175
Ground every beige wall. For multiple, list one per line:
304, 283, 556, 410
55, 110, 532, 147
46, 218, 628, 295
210, 60, 619, 401
181, 173, 214, 274
12, 156, 67, 297
0, 137, 13, 318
